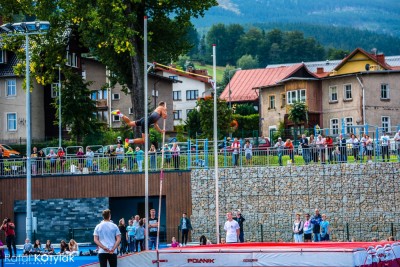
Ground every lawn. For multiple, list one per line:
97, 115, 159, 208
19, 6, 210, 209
193, 62, 225, 83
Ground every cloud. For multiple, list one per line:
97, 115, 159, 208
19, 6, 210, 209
217, 0, 241, 15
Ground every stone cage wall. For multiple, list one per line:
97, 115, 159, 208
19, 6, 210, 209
191, 162, 400, 243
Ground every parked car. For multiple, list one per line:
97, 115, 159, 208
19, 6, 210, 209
0, 144, 22, 158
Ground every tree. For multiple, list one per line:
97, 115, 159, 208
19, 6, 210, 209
184, 109, 202, 138
288, 101, 308, 140
1, 0, 217, 138
236, 54, 259, 69
234, 104, 258, 116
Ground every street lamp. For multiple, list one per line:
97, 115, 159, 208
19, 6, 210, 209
55, 64, 62, 148
228, 68, 241, 138
1, 21, 50, 241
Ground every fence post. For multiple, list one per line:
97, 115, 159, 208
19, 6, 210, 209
177, 225, 180, 244
346, 223, 350, 241
260, 224, 263, 242
391, 222, 394, 237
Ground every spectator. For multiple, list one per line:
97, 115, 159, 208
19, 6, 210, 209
92, 161, 99, 173
163, 144, 172, 168
311, 209, 322, 242
244, 140, 252, 165
23, 238, 32, 255
115, 144, 124, 171
106, 145, 116, 172
380, 131, 390, 162
299, 134, 310, 164
67, 239, 79, 256
125, 147, 134, 171
325, 136, 334, 163
292, 213, 304, 242
1, 217, 16, 258
179, 213, 193, 246
303, 213, 313, 242
116, 136, 123, 146
199, 235, 207, 245
365, 135, 374, 162
171, 143, 180, 170
338, 134, 348, 163
59, 240, 69, 254
360, 133, 368, 162
349, 134, 360, 162
118, 218, 127, 255
316, 135, 326, 164
171, 237, 180, 248
31, 147, 38, 175
47, 149, 57, 173
93, 209, 121, 267
44, 240, 55, 255
132, 215, 140, 228
395, 130, 400, 162
148, 209, 159, 250
37, 149, 46, 174
134, 219, 145, 252
309, 134, 318, 163
126, 220, 135, 253
134, 147, 144, 172
284, 139, 294, 164
57, 147, 66, 173
86, 147, 94, 172
149, 144, 157, 170
320, 214, 330, 241
76, 147, 85, 172
30, 239, 42, 255
224, 212, 240, 243
234, 210, 246, 243
274, 137, 285, 166
231, 138, 241, 167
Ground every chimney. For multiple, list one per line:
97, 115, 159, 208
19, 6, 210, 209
316, 67, 324, 74
376, 54, 385, 65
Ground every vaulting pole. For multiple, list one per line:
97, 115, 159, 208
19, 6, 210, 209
156, 118, 167, 250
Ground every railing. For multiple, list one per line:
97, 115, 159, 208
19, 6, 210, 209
0, 144, 399, 177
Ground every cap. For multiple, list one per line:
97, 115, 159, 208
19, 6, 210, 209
278, 137, 282, 140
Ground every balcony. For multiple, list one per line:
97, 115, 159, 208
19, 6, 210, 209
96, 99, 108, 109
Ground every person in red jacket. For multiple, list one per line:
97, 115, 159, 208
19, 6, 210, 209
284, 139, 294, 164
325, 136, 334, 163
1, 218, 16, 258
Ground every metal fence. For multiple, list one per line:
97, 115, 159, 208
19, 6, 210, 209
0, 144, 399, 177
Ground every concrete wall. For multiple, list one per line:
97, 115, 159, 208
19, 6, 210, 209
191, 162, 400, 243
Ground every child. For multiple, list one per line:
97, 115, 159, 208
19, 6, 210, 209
112, 102, 167, 146
23, 238, 33, 255
171, 237, 180, 248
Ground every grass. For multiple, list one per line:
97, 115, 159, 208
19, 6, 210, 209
193, 62, 225, 83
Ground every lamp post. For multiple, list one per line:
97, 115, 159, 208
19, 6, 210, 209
1, 21, 50, 241
56, 64, 62, 148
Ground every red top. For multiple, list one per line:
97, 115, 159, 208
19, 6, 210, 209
1, 222, 16, 236
326, 137, 334, 147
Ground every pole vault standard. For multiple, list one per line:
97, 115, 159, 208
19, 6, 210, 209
156, 118, 167, 250
144, 15, 149, 251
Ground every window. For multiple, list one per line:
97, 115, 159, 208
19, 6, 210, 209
382, 116, 390, 133
112, 93, 120, 100
66, 52, 78, 68
173, 110, 182, 120
344, 84, 352, 100
90, 91, 97, 100
7, 113, 17, 131
51, 83, 59, 98
173, 91, 181, 101
186, 109, 193, 116
330, 119, 339, 135
381, 84, 390, 100
97, 111, 108, 122
112, 115, 120, 122
0, 50, 6, 63
281, 94, 286, 108
186, 90, 198, 100
129, 108, 133, 114
345, 117, 353, 134
6, 79, 16, 97
269, 95, 275, 109
329, 86, 338, 102
287, 89, 306, 104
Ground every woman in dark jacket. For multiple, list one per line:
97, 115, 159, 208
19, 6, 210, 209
179, 213, 193, 246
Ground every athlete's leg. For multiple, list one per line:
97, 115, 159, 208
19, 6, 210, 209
112, 110, 136, 127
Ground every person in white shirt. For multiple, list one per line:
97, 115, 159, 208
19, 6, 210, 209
94, 209, 121, 267
380, 132, 390, 162
394, 130, 400, 162
224, 212, 240, 243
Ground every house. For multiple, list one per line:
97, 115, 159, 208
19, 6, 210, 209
254, 64, 322, 138
154, 63, 212, 127
321, 48, 400, 136
0, 49, 45, 143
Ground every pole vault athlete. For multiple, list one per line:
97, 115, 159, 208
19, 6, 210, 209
111, 101, 167, 146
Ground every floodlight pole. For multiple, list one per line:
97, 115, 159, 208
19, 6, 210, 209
144, 16, 149, 251
58, 65, 62, 148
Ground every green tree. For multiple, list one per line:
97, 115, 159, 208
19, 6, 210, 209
234, 104, 258, 116
288, 101, 308, 140
184, 109, 202, 138
196, 96, 232, 139
218, 65, 239, 96
236, 54, 259, 69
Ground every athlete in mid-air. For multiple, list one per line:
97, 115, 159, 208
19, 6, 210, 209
112, 101, 167, 146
